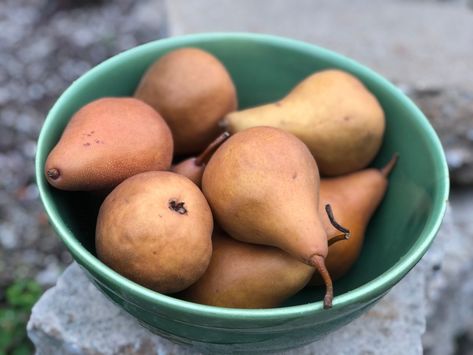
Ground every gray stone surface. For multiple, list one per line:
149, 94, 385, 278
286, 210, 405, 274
0, 0, 166, 292
28, 260, 426, 355
29, 202, 473, 355
165, 0, 473, 91
409, 88, 473, 185
164, 0, 473, 184
422, 189, 473, 354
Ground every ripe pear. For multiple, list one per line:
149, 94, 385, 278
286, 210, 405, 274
202, 126, 337, 308
171, 132, 230, 187
222, 69, 385, 176
310, 155, 398, 286
134, 48, 237, 155
45, 97, 173, 191
96, 171, 213, 294
178, 230, 314, 308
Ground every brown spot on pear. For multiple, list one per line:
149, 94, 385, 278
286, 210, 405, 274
135, 48, 237, 155
44, 97, 173, 191
95, 171, 213, 294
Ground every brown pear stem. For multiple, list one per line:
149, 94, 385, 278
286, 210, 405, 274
310, 254, 333, 309
380, 153, 399, 177
328, 233, 350, 246
194, 132, 231, 167
325, 204, 351, 237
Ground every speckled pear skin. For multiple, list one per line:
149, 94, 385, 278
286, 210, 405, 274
202, 127, 334, 307
224, 69, 385, 176
95, 171, 213, 294
202, 126, 328, 263
135, 48, 237, 155
45, 97, 173, 191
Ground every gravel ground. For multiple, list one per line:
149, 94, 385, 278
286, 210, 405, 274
0, 0, 164, 298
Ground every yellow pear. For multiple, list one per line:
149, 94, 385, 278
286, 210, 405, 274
223, 69, 385, 176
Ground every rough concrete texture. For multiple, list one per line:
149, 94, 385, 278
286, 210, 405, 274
409, 89, 473, 185
29, 203, 473, 355
423, 190, 473, 355
28, 260, 426, 355
165, 0, 473, 184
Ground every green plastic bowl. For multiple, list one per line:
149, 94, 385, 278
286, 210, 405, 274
35, 33, 449, 353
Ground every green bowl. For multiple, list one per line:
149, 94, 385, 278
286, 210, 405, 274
35, 33, 449, 353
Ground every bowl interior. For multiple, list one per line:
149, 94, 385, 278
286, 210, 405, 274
36, 33, 448, 312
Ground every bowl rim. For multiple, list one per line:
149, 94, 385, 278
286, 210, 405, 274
35, 31, 450, 320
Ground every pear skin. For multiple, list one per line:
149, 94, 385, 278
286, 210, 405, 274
310, 155, 398, 285
202, 126, 334, 308
45, 97, 173, 191
171, 132, 230, 187
135, 48, 237, 155
177, 230, 314, 308
223, 69, 385, 176
96, 171, 213, 294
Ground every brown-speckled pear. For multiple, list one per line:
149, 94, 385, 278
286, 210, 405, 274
222, 69, 385, 176
45, 97, 173, 191
134, 48, 237, 155
178, 230, 314, 308
96, 171, 213, 294
202, 126, 334, 308
310, 155, 398, 286
171, 132, 230, 187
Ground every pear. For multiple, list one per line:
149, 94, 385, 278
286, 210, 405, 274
202, 126, 342, 308
171, 132, 230, 187
96, 171, 213, 294
178, 230, 314, 308
310, 155, 398, 285
222, 69, 385, 176
45, 97, 173, 191
134, 48, 237, 155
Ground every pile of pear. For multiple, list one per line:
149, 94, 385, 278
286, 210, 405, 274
44, 47, 397, 310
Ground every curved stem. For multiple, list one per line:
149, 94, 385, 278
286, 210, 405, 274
310, 254, 333, 309
194, 132, 230, 166
325, 204, 350, 236
380, 153, 399, 177
328, 233, 350, 246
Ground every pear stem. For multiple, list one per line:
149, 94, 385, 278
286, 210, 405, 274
194, 132, 230, 167
325, 204, 351, 238
380, 153, 399, 177
310, 254, 333, 309
328, 233, 350, 246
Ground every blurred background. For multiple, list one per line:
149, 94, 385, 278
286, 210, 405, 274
1, 0, 472, 354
